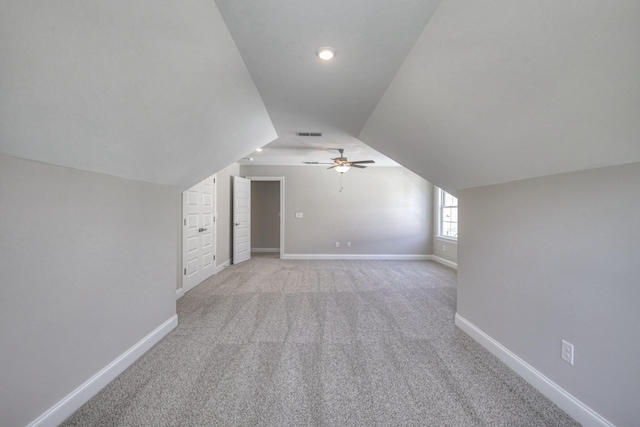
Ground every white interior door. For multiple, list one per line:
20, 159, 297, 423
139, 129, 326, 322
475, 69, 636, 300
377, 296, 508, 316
182, 175, 216, 293
233, 176, 251, 264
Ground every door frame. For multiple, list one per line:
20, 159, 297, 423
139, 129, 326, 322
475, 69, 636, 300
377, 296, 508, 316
245, 176, 285, 259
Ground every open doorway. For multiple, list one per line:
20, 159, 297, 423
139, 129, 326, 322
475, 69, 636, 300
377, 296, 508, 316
247, 176, 284, 258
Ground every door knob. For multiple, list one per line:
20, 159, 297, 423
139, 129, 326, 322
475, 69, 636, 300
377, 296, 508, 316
235, 223, 240, 226
198, 227, 207, 232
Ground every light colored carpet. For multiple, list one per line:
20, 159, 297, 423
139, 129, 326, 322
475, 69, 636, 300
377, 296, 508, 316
62, 255, 579, 426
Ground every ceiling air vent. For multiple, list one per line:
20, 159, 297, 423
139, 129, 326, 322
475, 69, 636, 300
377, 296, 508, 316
296, 132, 323, 137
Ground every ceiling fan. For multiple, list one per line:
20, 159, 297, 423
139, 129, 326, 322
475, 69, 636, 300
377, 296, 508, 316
303, 148, 375, 173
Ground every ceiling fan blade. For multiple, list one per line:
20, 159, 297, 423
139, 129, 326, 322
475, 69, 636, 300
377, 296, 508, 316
351, 164, 367, 169
349, 160, 375, 164
327, 165, 337, 170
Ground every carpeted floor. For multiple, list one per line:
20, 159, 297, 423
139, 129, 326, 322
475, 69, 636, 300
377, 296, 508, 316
62, 255, 580, 426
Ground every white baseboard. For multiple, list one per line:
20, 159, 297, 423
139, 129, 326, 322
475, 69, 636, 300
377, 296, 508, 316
455, 314, 613, 427
215, 259, 231, 274
278, 254, 456, 265
176, 287, 184, 300
251, 248, 280, 253
281, 253, 430, 261
429, 255, 457, 270
28, 315, 178, 427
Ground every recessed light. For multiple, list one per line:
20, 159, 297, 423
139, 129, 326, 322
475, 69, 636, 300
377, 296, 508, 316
316, 47, 335, 61
256, 148, 263, 152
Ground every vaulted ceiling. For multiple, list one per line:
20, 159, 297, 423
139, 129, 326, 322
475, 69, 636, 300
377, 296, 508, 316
360, 0, 640, 191
1, 1, 639, 192
0, 1, 276, 189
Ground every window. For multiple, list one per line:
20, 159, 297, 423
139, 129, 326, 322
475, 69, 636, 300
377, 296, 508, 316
438, 188, 458, 240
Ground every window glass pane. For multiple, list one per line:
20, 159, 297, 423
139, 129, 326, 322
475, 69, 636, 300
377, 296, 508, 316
442, 207, 452, 221
444, 192, 455, 206
450, 207, 458, 222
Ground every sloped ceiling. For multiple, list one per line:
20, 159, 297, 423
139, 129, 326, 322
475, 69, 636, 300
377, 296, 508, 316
360, 0, 640, 193
0, 1, 276, 190
214, 0, 441, 168
1, 1, 638, 193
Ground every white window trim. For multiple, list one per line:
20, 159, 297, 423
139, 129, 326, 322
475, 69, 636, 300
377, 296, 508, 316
437, 236, 458, 245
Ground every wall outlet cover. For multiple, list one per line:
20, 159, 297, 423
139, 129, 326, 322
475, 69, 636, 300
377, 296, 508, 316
561, 340, 574, 365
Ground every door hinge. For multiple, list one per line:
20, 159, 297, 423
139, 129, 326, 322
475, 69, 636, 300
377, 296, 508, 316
184, 268, 186, 275
214, 255, 216, 260
184, 218, 186, 226
214, 178, 216, 184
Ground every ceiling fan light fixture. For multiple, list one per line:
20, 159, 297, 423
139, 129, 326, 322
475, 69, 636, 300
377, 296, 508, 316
316, 47, 335, 61
335, 165, 350, 173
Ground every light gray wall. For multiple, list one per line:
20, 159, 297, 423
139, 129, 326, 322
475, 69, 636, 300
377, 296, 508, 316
433, 238, 457, 264
216, 163, 239, 267
251, 181, 280, 250
241, 165, 433, 255
0, 155, 177, 427
457, 162, 640, 426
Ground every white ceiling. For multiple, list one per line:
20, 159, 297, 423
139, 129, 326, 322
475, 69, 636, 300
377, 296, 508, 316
360, 0, 640, 191
216, 0, 441, 168
1, 1, 639, 192
237, 137, 398, 168
0, 1, 276, 189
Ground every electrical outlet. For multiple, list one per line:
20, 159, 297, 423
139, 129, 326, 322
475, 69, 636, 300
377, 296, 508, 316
442, 245, 446, 252
347, 242, 351, 248
561, 340, 574, 365
335, 242, 340, 248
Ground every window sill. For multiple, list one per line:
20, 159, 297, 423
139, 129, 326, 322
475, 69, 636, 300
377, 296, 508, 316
436, 236, 458, 245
